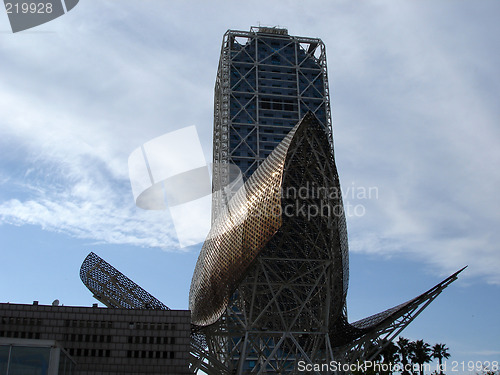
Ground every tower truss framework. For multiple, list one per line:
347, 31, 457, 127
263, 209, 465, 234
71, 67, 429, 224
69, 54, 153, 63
189, 113, 465, 374
212, 27, 332, 223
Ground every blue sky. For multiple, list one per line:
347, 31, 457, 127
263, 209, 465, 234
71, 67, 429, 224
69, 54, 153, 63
0, 0, 499, 372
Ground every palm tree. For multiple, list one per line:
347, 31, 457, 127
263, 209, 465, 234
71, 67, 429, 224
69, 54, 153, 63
432, 343, 450, 375
380, 339, 399, 374
410, 340, 432, 375
397, 337, 411, 375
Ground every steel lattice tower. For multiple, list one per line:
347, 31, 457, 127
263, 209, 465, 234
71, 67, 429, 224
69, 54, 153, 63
188, 27, 465, 375
211, 27, 332, 223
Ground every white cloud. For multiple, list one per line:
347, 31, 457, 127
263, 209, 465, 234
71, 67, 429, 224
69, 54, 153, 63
323, 1, 500, 285
0, 0, 499, 284
0, 1, 217, 251
0, 162, 179, 249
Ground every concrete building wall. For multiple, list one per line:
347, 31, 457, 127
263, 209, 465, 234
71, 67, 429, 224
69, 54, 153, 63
0, 302, 191, 375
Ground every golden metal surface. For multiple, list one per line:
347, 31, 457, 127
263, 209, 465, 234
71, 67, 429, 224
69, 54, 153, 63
189, 113, 347, 326
189, 124, 300, 326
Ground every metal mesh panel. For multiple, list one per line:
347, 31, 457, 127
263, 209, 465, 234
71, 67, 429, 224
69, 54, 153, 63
190, 114, 304, 326
229, 112, 348, 330
80, 252, 169, 310
351, 266, 467, 332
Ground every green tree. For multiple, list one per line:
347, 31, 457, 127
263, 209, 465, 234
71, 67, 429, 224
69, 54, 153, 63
431, 343, 450, 375
380, 339, 399, 375
476, 371, 500, 375
409, 340, 432, 375
397, 337, 411, 375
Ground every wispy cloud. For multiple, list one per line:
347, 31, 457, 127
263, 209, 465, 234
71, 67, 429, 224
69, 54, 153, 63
0, 1, 216, 250
0, 152, 178, 249
327, 1, 500, 285
0, 1, 499, 283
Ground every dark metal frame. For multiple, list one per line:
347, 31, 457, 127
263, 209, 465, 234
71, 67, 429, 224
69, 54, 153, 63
211, 27, 332, 224
80, 252, 169, 310
190, 111, 465, 374
190, 114, 348, 373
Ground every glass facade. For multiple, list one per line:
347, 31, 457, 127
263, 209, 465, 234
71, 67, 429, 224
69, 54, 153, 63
0, 341, 74, 375
211, 27, 332, 222
57, 349, 75, 375
0, 345, 8, 374
7, 346, 50, 375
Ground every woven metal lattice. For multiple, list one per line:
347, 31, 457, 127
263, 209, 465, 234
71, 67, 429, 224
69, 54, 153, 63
190, 114, 297, 325
80, 252, 169, 310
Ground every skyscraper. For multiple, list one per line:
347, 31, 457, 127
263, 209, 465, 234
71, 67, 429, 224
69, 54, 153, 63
211, 26, 332, 221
